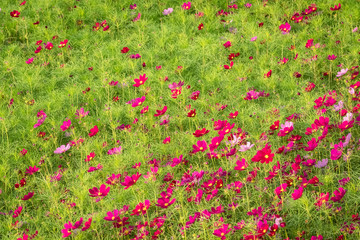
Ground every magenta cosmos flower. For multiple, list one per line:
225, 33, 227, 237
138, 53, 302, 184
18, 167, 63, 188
279, 22, 291, 34
26, 58, 34, 64
182, 2, 191, 10
89, 184, 110, 198
126, 96, 146, 107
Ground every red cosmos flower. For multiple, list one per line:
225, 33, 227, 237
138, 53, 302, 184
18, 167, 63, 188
34, 46, 42, 54
120, 47, 129, 53
224, 61, 233, 69
131, 200, 150, 216
103, 25, 109, 31
198, 23, 204, 30
259, 22, 264, 27
223, 41, 232, 48
22, 192, 34, 201
89, 125, 99, 137
85, 152, 95, 162
193, 128, 210, 137
270, 120, 280, 131
228, 111, 238, 119
10, 10, 20, 18
121, 172, 142, 190
315, 192, 329, 207
154, 106, 167, 117
44, 42, 53, 50
330, 3, 341, 11
133, 74, 148, 87
252, 144, 274, 164
140, 106, 149, 114
187, 109, 196, 117
264, 69, 272, 78
93, 22, 101, 31
89, 184, 110, 198
20, 149, 28, 156
58, 39, 68, 48
190, 91, 200, 100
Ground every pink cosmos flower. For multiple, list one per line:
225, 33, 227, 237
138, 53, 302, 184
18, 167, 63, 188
126, 96, 146, 107
168, 81, 184, 90
54, 144, 71, 154
163, 8, 173, 15
12, 206, 23, 218
75, 108, 89, 118
192, 140, 208, 153
156, 197, 176, 208
130, 54, 141, 59
60, 119, 71, 131
26, 58, 34, 64
304, 138, 318, 151
250, 36, 257, 41
107, 146, 122, 155
130, 4, 137, 9
244, 3, 252, 8
330, 187, 346, 202
154, 106, 167, 117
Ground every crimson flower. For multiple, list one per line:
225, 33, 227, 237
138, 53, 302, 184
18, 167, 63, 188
25, 165, 39, 175
131, 200, 150, 216
121, 47, 129, 53
187, 109, 196, 117
10, 10, 20, 18
330, 3, 341, 11
154, 106, 167, 117
22, 192, 34, 201
223, 41, 232, 48
193, 128, 210, 137
224, 61, 233, 69
251, 144, 274, 164
198, 23, 204, 30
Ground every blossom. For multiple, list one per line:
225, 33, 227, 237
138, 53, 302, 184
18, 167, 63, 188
238, 142, 254, 152
279, 22, 291, 34
130, 54, 141, 59
132, 13, 141, 22
126, 96, 146, 107
12, 206, 23, 218
244, 3, 252, 8
104, 209, 120, 221
75, 108, 89, 118
330, 3, 341, 11
224, 61, 233, 69
336, 68, 348, 77
181, 2, 191, 10
131, 200, 150, 216
163, 8, 173, 15
330, 187, 346, 202
154, 106, 167, 117
44, 42, 53, 50
223, 41, 232, 48
192, 140, 208, 153
234, 158, 248, 171
121, 173, 141, 189
251, 144, 274, 164
89, 125, 99, 137
213, 224, 231, 239
10, 10, 20, 17
121, 47, 129, 53
291, 187, 304, 200
193, 128, 209, 137
304, 138, 318, 151
60, 119, 71, 131
198, 23, 204, 30
54, 144, 71, 154
315, 158, 328, 168
107, 146, 122, 155
156, 197, 176, 208
327, 55, 337, 60
250, 36, 257, 41
133, 74, 148, 87
25, 166, 39, 175
58, 39, 68, 48
21, 192, 34, 201
89, 184, 110, 198
26, 58, 34, 64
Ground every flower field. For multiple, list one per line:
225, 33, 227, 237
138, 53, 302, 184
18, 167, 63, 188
1, 0, 360, 239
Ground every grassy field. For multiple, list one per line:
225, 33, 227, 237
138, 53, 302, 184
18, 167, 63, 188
1, 0, 360, 239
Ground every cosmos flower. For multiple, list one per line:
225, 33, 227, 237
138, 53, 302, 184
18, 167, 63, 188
54, 144, 71, 154
336, 68, 348, 77
163, 8, 173, 15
